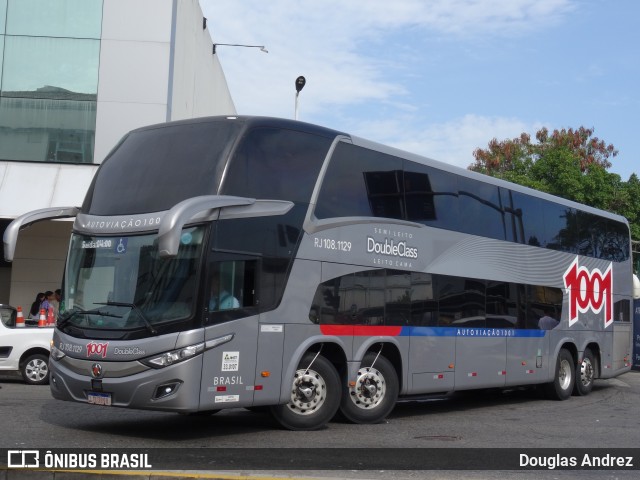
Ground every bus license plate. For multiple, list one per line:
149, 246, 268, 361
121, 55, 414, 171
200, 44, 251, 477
87, 392, 112, 406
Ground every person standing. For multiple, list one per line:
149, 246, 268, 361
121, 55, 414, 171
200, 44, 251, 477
41, 291, 54, 315
29, 293, 45, 319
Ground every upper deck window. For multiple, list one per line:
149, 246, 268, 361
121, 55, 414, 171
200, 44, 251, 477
84, 121, 242, 215
221, 127, 332, 203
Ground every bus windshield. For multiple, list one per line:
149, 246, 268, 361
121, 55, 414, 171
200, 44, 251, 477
61, 226, 205, 331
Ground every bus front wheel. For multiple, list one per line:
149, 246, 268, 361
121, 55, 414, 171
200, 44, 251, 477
339, 353, 398, 424
544, 348, 575, 400
270, 353, 340, 431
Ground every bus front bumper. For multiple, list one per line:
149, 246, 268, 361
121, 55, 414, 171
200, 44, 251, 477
49, 354, 203, 412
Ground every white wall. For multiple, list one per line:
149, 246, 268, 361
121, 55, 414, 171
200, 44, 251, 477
171, 0, 236, 119
0, 162, 98, 217
94, 0, 236, 163
93, 0, 174, 163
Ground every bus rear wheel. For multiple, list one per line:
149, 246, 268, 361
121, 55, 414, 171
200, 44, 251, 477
544, 348, 574, 400
339, 353, 398, 424
573, 348, 595, 396
270, 353, 340, 431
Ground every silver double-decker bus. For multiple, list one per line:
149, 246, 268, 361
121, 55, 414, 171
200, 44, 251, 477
3, 116, 633, 430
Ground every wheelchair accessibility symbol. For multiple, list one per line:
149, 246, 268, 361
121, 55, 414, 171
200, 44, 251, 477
115, 238, 128, 254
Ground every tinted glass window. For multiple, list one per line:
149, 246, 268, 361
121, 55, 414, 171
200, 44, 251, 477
0, 97, 96, 163
614, 299, 630, 322
0, 1, 6, 36
458, 177, 504, 240
214, 205, 306, 258
437, 275, 485, 327
524, 285, 561, 330
410, 272, 437, 326
486, 281, 524, 328
84, 121, 242, 215
310, 268, 563, 330
504, 190, 545, 247
543, 203, 578, 253
1, 36, 99, 95
604, 220, 630, 262
314, 142, 626, 262
576, 211, 607, 258
223, 127, 332, 203
6, 0, 102, 38
207, 259, 258, 325
404, 163, 459, 230
386, 270, 411, 325
309, 276, 339, 325
364, 170, 404, 219
315, 142, 403, 219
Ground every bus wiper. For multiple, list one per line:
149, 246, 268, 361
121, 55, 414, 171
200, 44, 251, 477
57, 307, 122, 329
57, 308, 80, 329
95, 301, 158, 335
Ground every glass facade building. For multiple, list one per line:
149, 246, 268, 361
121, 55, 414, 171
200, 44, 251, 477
0, 0, 236, 309
0, 0, 102, 163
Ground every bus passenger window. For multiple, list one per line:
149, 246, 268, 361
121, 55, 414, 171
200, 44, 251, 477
208, 260, 256, 312
209, 272, 240, 311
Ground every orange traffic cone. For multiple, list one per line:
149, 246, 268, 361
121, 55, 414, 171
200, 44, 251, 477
38, 308, 46, 327
16, 306, 25, 328
47, 306, 55, 326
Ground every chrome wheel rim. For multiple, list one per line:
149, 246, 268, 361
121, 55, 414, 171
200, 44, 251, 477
558, 358, 572, 391
349, 365, 386, 410
287, 368, 326, 416
580, 357, 594, 387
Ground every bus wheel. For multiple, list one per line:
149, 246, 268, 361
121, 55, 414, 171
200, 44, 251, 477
21, 354, 50, 385
573, 348, 595, 396
270, 353, 340, 431
544, 348, 574, 400
339, 353, 398, 424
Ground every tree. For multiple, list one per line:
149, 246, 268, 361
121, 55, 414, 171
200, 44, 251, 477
469, 126, 640, 250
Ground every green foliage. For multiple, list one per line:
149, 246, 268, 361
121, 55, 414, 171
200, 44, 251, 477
469, 127, 640, 253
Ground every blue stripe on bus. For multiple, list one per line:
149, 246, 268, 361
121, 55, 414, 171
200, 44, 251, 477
399, 327, 546, 338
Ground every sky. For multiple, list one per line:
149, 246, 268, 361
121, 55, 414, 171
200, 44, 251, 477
199, 0, 640, 181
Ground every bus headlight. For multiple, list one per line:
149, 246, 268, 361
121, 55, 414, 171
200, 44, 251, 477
141, 343, 204, 369
50, 343, 66, 361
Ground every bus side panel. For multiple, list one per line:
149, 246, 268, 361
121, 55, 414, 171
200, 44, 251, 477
199, 318, 259, 410
408, 333, 455, 393
506, 335, 549, 386
252, 321, 285, 406
454, 336, 506, 390
611, 322, 632, 377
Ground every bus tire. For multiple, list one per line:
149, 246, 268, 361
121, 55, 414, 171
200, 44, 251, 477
573, 348, 595, 396
544, 348, 574, 400
21, 353, 50, 386
270, 353, 340, 431
339, 353, 398, 424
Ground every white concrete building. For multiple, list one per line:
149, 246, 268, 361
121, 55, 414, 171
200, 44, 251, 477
0, 0, 236, 310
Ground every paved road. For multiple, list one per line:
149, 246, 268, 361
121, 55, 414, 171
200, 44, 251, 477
1, 371, 639, 478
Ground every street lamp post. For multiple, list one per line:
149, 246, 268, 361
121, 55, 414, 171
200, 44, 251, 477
295, 76, 306, 120
212, 43, 268, 54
